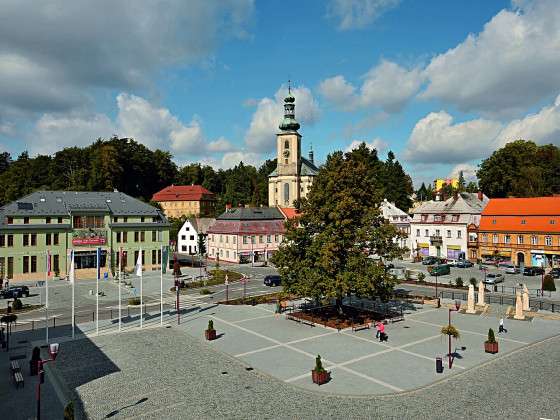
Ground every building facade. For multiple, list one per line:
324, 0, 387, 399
268, 87, 318, 208
152, 185, 216, 218
0, 191, 170, 281
478, 197, 560, 268
380, 199, 411, 250
177, 217, 215, 255
207, 207, 285, 264
410, 192, 488, 260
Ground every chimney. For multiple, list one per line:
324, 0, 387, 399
478, 190, 483, 201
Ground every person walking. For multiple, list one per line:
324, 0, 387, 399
378, 321, 386, 342
498, 317, 508, 333
375, 321, 381, 338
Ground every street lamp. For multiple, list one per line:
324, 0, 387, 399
37, 343, 60, 420
448, 300, 461, 368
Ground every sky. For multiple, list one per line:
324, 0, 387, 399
1, 0, 560, 187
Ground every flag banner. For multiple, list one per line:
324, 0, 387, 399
135, 250, 142, 277
69, 250, 75, 284
96, 247, 101, 280
47, 251, 51, 276
162, 246, 169, 274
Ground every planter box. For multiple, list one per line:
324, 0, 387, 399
205, 329, 217, 341
311, 369, 330, 385
484, 341, 498, 354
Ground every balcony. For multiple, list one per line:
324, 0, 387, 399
430, 235, 443, 246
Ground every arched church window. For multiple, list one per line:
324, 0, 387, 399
283, 183, 290, 203
284, 140, 289, 149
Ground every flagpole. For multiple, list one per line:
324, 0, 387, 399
140, 248, 143, 329
160, 245, 163, 326
45, 251, 49, 344
96, 247, 99, 335
118, 247, 122, 332
71, 250, 75, 339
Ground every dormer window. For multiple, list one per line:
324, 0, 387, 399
492, 219, 496, 224
521, 219, 526, 224
551, 220, 556, 225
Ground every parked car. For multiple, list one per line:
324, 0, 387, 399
447, 259, 459, 267
551, 268, 560, 279
422, 256, 438, 266
503, 265, 519, 274
523, 267, 545, 276
456, 260, 474, 268
483, 273, 504, 284
263, 275, 281, 287
0, 286, 30, 299
428, 264, 450, 276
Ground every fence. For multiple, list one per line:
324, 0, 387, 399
438, 290, 558, 313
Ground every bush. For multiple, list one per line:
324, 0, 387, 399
441, 324, 460, 338
128, 297, 141, 306
487, 328, 496, 343
64, 401, 74, 420
417, 272, 426, 283
200, 288, 212, 295
12, 298, 23, 311
314, 354, 325, 372
455, 277, 464, 287
469, 277, 477, 287
543, 275, 556, 292
207, 319, 214, 331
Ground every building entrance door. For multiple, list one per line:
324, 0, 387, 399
436, 246, 441, 257
517, 252, 525, 269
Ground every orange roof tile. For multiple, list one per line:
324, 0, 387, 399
279, 207, 301, 220
479, 215, 560, 233
152, 185, 215, 202
481, 197, 560, 216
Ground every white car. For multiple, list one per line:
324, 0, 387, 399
483, 273, 505, 284
447, 259, 459, 267
503, 265, 519, 274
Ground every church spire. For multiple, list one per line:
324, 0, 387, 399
279, 80, 300, 132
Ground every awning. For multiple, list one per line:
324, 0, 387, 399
446, 245, 461, 250
417, 243, 429, 247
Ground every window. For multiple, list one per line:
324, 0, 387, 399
531, 236, 538, 245
181, 235, 186, 240
457, 231, 462, 239
435, 229, 440, 236
31, 234, 37, 246
123, 232, 128, 243
451, 215, 459, 222
58, 217, 63, 224
185, 226, 190, 231
23, 256, 29, 273
46, 234, 52, 246
493, 234, 498, 244
226, 250, 230, 258
46, 217, 51, 224
141, 217, 145, 223
152, 231, 156, 241
521, 219, 526, 225
284, 140, 289, 149
190, 235, 195, 241
124, 217, 128, 223
283, 183, 290, 204
545, 236, 552, 246
274, 235, 279, 242
482, 234, 487, 242
233, 236, 236, 244
7, 235, 13, 247
220, 249, 223, 257
134, 231, 139, 242
517, 235, 524, 244
152, 250, 157, 265
424, 229, 429, 237
182, 245, 187, 251
504, 235, 511, 244
243, 236, 248, 244
113, 217, 118, 223
267, 235, 271, 243
24, 217, 29, 224
116, 232, 121, 243
416, 229, 420, 237
220, 235, 223, 243
23, 234, 29, 246
53, 233, 59, 245
259, 235, 264, 243
446, 230, 451, 238
73, 215, 104, 228
31, 256, 37, 273
226, 236, 229, 244
492, 219, 496, 224
251, 235, 256, 244
434, 215, 444, 222
421, 215, 428, 222
551, 219, 556, 225
0, 235, 4, 247
53, 255, 59, 273
140, 231, 145, 242
7, 217, 13, 224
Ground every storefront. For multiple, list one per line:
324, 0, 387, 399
446, 245, 462, 260
417, 243, 429, 257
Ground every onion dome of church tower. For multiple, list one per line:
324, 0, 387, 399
279, 81, 300, 132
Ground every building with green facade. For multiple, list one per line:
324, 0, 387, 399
0, 191, 170, 282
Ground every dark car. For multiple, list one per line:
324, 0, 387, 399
523, 267, 545, 276
263, 275, 281, 287
422, 257, 438, 266
456, 260, 473, 268
0, 286, 30, 299
551, 268, 560, 279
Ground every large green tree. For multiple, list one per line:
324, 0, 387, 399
477, 140, 560, 197
272, 144, 407, 309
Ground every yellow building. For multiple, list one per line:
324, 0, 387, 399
152, 185, 216, 218
434, 178, 459, 192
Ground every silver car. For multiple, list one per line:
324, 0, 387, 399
503, 265, 519, 274
483, 273, 505, 284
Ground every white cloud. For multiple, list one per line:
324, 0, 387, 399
319, 60, 423, 113
345, 138, 388, 154
420, 0, 560, 116
327, 0, 400, 30
448, 163, 478, 183
244, 85, 320, 153
0, 0, 254, 115
404, 93, 560, 164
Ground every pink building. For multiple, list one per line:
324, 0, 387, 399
207, 207, 286, 263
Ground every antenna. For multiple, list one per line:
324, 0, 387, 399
288, 79, 291, 94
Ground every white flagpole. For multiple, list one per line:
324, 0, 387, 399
140, 248, 143, 328
71, 250, 75, 339
45, 251, 49, 344
160, 245, 164, 326
118, 248, 122, 332
96, 247, 99, 335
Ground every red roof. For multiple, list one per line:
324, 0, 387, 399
152, 185, 215, 202
480, 197, 560, 233
279, 207, 301, 220
207, 220, 286, 235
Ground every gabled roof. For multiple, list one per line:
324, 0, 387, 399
481, 197, 560, 216
413, 193, 488, 215
187, 217, 216, 234
152, 185, 215, 202
216, 207, 284, 221
278, 207, 301, 220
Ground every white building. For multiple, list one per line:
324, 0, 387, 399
178, 217, 215, 255
380, 199, 411, 250
410, 192, 488, 260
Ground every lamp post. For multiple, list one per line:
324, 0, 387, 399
37, 343, 59, 420
448, 300, 461, 368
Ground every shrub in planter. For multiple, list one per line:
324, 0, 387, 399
311, 354, 330, 385
205, 319, 216, 340
199, 288, 212, 295
12, 298, 23, 311
417, 272, 426, 284
455, 277, 464, 287
469, 277, 477, 287
484, 328, 498, 354
543, 275, 556, 292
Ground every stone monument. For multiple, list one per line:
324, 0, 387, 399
522, 285, 530, 311
466, 284, 476, 314
514, 291, 525, 320
477, 281, 485, 306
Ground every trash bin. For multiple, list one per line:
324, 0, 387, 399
436, 356, 443, 373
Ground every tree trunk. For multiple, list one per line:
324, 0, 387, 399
336, 297, 343, 315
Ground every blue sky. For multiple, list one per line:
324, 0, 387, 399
1, 0, 559, 187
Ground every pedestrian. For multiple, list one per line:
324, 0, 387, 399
378, 321, 386, 342
375, 321, 381, 338
498, 317, 507, 333
275, 300, 281, 319
0, 277, 3, 290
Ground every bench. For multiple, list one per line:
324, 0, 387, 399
285, 313, 300, 322
13, 371, 24, 388
285, 313, 315, 327
301, 318, 315, 327
352, 322, 371, 332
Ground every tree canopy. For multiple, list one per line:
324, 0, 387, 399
271, 143, 408, 305
477, 140, 560, 198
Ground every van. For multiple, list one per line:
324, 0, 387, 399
428, 264, 450, 276
263, 275, 281, 287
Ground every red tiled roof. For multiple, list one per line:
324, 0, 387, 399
207, 220, 285, 235
479, 215, 560, 233
279, 207, 301, 220
481, 197, 560, 216
152, 185, 215, 202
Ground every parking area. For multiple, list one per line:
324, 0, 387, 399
178, 300, 558, 395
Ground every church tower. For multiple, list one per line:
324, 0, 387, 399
268, 83, 318, 208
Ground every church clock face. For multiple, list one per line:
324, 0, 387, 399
283, 149, 290, 158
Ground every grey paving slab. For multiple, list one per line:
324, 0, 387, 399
238, 346, 315, 380
232, 315, 330, 342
